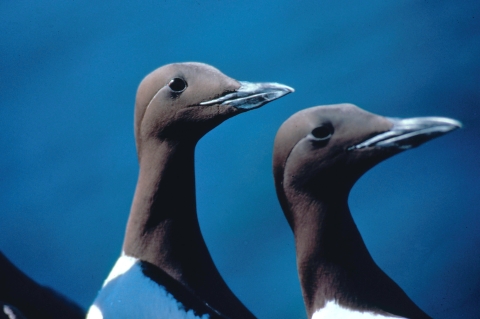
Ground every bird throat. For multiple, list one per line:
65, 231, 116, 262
287, 187, 384, 316
122, 138, 256, 319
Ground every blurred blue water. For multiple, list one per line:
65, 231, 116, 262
1, 1, 479, 318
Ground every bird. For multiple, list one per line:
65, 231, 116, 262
87, 62, 293, 319
0, 251, 85, 319
272, 103, 460, 319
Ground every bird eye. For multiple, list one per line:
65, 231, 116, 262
168, 78, 187, 93
310, 125, 333, 141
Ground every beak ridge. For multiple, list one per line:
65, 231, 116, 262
349, 116, 462, 150
200, 81, 294, 110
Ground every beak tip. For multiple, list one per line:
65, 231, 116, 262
266, 82, 295, 94
438, 118, 463, 133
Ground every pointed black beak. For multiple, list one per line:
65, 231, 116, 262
200, 81, 294, 110
349, 116, 462, 151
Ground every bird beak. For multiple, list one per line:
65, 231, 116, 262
349, 116, 462, 151
200, 81, 294, 110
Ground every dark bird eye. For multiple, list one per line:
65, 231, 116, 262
311, 125, 333, 140
168, 78, 187, 93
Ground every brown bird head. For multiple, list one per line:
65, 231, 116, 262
273, 103, 461, 229
134, 62, 293, 158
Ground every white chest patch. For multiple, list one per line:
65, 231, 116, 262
3, 305, 18, 319
86, 254, 210, 319
311, 301, 407, 319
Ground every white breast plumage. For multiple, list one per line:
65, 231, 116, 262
86, 255, 209, 319
312, 301, 407, 319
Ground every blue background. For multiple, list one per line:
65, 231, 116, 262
1, 1, 479, 318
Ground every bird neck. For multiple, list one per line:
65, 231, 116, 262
290, 190, 371, 316
124, 139, 197, 276
288, 187, 431, 319
123, 138, 256, 319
